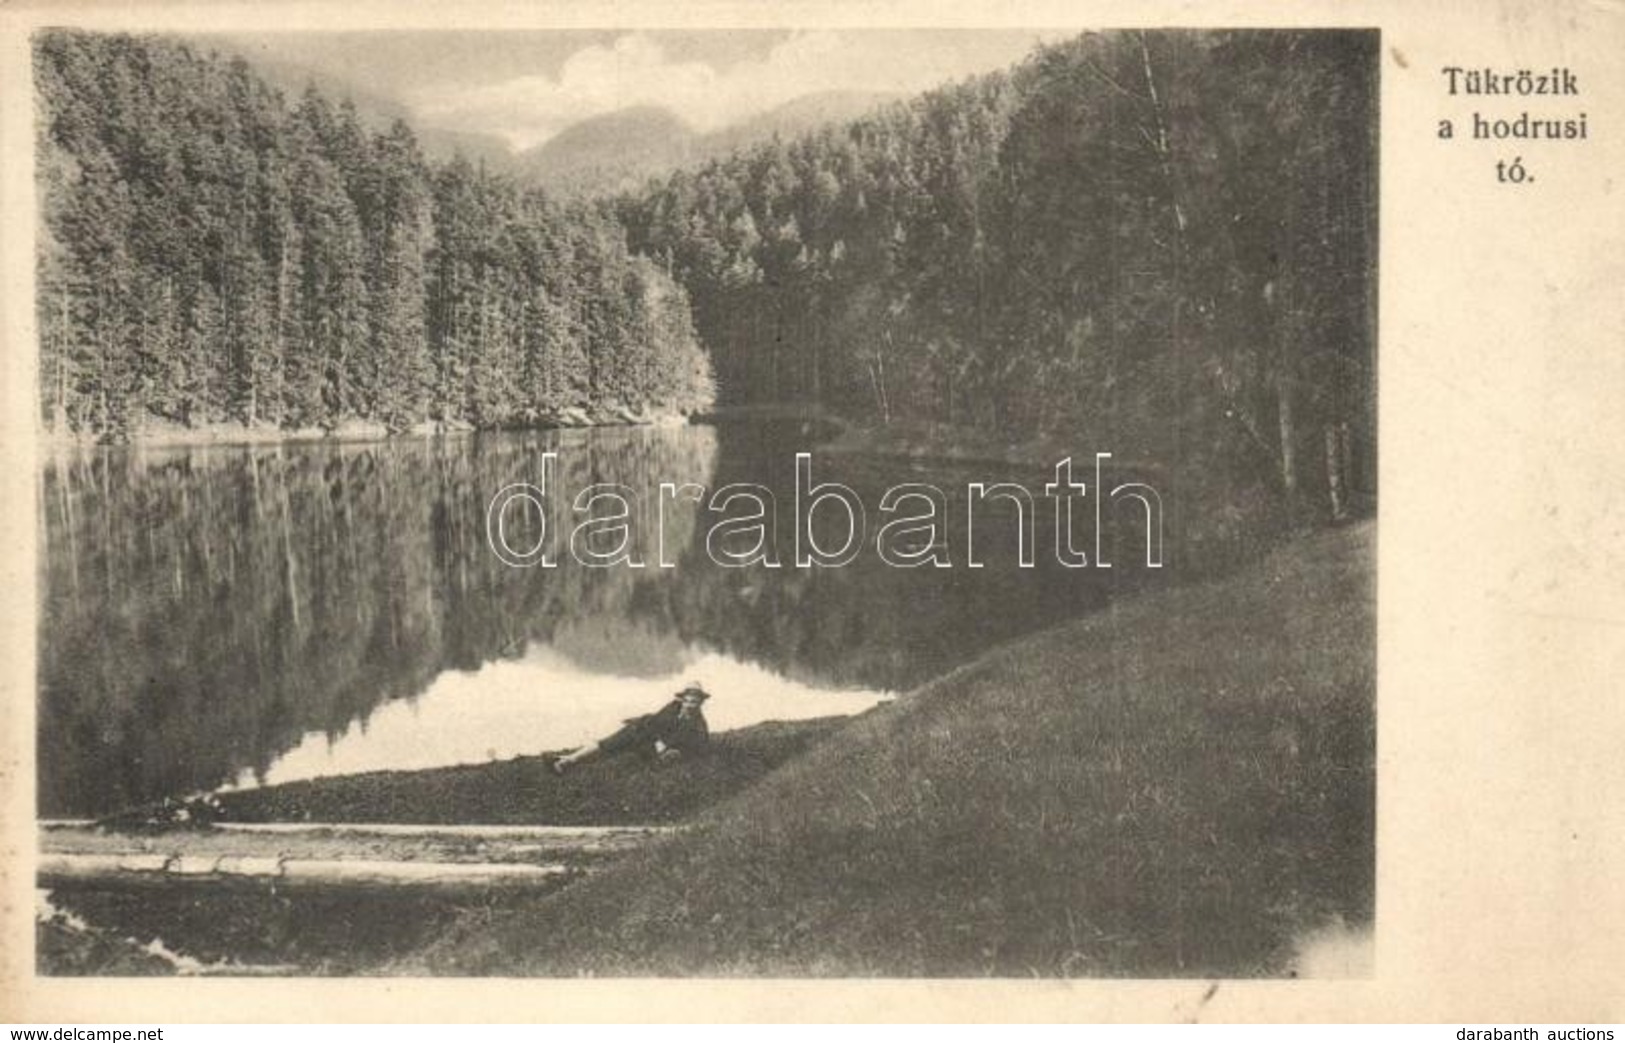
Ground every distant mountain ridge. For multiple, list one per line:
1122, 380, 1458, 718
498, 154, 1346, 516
704, 90, 902, 154
511, 90, 901, 194
514, 106, 700, 194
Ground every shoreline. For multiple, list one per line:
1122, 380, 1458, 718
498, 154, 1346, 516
36, 409, 695, 452
80, 716, 852, 831
42, 407, 1170, 485
820, 415, 1171, 479
37, 716, 855, 974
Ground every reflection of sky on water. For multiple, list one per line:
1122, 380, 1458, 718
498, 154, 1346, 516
230, 642, 890, 790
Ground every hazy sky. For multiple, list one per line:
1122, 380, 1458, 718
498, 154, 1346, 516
212, 29, 1061, 151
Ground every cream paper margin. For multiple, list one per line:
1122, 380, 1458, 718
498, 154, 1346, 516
0, 0, 1621, 1024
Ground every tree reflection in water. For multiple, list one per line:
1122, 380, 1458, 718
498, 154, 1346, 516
39, 421, 1123, 817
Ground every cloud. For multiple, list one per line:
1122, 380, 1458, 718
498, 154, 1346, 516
408, 30, 1047, 152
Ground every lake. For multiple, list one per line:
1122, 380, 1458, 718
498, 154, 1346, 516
38, 419, 1143, 818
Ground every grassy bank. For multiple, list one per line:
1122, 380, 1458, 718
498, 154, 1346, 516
43, 719, 848, 975
130, 717, 849, 829
405, 521, 1375, 977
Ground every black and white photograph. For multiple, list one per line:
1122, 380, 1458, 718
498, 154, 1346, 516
26, 23, 1380, 979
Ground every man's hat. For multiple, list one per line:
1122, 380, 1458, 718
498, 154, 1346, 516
677, 683, 710, 702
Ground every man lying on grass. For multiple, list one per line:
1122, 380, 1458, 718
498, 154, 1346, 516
549, 684, 712, 774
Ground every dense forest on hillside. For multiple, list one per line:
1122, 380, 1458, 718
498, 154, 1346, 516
35, 28, 1375, 524
618, 30, 1377, 523
34, 31, 714, 441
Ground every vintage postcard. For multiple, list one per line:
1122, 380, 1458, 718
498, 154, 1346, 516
0, 0, 1620, 1024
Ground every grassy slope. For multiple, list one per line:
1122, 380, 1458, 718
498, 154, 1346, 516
409, 522, 1375, 977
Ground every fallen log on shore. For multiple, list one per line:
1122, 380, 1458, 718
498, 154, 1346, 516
36, 820, 678, 894
40, 851, 578, 892
44, 818, 672, 842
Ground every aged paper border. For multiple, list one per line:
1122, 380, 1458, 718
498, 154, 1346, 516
2, 0, 1622, 1023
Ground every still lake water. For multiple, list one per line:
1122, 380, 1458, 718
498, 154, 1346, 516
38, 420, 1139, 817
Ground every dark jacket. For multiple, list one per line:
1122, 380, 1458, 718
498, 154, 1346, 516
600, 699, 711, 757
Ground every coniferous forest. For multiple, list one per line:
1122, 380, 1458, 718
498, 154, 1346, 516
616, 30, 1377, 524
36, 28, 1375, 524
34, 31, 715, 440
